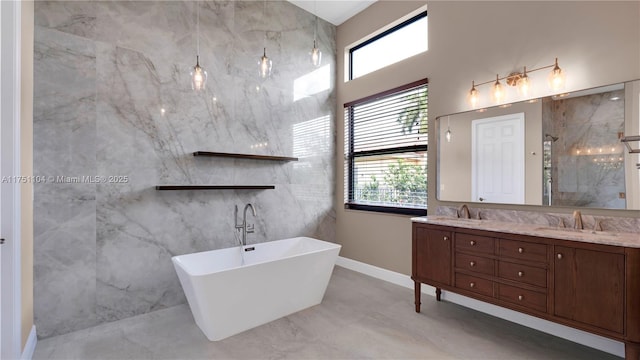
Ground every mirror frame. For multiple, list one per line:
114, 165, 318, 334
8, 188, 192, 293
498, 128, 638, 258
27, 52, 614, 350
436, 79, 640, 211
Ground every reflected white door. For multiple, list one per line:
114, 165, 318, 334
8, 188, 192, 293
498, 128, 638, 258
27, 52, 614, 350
472, 113, 525, 204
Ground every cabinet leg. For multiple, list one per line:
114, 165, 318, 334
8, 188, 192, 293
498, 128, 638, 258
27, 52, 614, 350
436, 287, 442, 301
414, 281, 421, 313
625, 342, 640, 360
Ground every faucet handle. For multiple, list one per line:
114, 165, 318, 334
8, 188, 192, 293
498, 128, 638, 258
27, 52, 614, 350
593, 219, 603, 232
246, 223, 255, 233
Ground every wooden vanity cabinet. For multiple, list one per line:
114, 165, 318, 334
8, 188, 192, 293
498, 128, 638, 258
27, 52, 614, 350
412, 222, 640, 360
412, 224, 451, 307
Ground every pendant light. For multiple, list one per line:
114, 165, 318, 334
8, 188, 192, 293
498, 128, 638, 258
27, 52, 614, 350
190, 1, 207, 91
310, 1, 322, 67
258, 0, 272, 78
445, 116, 452, 143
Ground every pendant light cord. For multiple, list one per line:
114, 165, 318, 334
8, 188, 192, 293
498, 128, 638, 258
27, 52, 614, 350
263, 0, 267, 47
196, 2, 200, 58
313, 0, 318, 43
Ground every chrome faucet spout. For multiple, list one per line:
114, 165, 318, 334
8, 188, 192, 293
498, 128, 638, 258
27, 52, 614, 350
573, 210, 583, 230
458, 204, 471, 219
244, 203, 256, 218
235, 203, 257, 246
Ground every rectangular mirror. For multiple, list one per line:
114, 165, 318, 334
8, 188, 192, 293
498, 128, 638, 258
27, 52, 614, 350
437, 79, 640, 210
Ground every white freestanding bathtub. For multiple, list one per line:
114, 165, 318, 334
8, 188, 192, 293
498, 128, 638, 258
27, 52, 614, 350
172, 237, 341, 341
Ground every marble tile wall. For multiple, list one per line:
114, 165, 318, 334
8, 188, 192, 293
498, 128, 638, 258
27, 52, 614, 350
542, 90, 626, 209
34, 0, 336, 338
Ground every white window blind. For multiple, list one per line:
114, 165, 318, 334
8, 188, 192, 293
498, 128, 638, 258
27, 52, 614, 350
344, 79, 428, 215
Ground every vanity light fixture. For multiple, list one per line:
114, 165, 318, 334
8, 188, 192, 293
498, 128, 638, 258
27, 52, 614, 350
467, 58, 566, 107
190, 1, 208, 91
258, 0, 273, 79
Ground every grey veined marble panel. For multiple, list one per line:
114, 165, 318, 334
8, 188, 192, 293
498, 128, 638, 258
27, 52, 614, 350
34, 0, 336, 338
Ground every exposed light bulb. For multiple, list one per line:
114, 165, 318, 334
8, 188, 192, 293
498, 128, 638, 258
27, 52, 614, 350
310, 40, 322, 67
191, 56, 207, 91
548, 57, 565, 92
259, 48, 272, 79
516, 67, 531, 97
491, 74, 505, 103
445, 128, 452, 143
468, 81, 479, 107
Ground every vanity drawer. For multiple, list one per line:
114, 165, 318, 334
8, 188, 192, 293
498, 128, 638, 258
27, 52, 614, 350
455, 253, 495, 275
499, 239, 547, 263
498, 261, 547, 288
455, 273, 494, 297
455, 233, 495, 255
498, 284, 547, 313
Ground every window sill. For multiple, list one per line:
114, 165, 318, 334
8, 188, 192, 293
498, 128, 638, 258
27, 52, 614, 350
344, 203, 427, 216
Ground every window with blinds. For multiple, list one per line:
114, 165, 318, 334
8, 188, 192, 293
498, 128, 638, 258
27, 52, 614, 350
344, 78, 428, 215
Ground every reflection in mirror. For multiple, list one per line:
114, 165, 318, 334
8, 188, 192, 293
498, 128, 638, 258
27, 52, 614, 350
437, 80, 640, 210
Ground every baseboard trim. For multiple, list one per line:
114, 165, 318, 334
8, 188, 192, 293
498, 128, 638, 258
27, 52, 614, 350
21, 325, 37, 360
335, 256, 625, 358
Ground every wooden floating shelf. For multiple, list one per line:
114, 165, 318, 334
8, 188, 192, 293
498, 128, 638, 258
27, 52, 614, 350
193, 151, 298, 162
155, 185, 275, 191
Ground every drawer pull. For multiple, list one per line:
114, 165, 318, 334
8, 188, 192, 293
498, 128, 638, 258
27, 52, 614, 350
469, 282, 475, 288
469, 261, 476, 267
518, 247, 524, 254
557, 253, 563, 260
518, 295, 523, 301
443, 236, 449, 241
517, 271, 524, 277
470, 240, 476, 246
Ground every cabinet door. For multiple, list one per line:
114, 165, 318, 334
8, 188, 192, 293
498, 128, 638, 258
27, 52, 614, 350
414, 226, 451, 286
554, 246, 624, 334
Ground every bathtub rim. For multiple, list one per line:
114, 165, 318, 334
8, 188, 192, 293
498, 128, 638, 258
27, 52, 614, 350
172, 236, 341, 277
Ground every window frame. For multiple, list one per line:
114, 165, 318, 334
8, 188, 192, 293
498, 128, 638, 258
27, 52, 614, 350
344, 78, 429, 216
348, 11, 428, 81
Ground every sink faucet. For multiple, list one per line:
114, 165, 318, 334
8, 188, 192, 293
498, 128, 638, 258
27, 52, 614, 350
573, 210, 583, 230
235, 203, 257, 246
458, 204, 471, 219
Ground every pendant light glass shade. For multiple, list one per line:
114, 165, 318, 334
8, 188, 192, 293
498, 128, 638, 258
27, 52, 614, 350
310, 40, 322, 67
445, 128, 452, 142
259, 48, 272, 78
191, 56, 208, 91
191, 2, 207, 91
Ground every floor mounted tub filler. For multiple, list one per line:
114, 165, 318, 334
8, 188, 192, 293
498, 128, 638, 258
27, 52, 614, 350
172, 237, 341, 341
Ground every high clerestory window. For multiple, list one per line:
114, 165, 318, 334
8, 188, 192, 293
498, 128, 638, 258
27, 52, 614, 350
344, 79, 428, 215
348, 11, 428, 80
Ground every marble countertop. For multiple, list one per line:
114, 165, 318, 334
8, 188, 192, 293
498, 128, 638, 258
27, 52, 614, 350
412, 216, 640, 248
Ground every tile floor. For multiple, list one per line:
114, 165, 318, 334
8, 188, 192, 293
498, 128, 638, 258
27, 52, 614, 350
34, 266, 620, 359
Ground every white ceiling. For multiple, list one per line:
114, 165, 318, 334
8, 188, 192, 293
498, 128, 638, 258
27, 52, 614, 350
287, 0, 377, 26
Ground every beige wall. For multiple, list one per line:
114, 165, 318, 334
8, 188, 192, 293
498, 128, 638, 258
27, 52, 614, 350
438, 101, 543, 205
336, 1, 640, 275
21, 0, 34, 350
